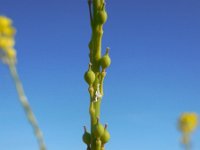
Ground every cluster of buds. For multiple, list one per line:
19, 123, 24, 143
178, 112, 198, 148
84, 48, 111, 101
0, 16, 16, 64
83, 118, 110, 150
83, 52, 111, 150
83, 0, 111, 149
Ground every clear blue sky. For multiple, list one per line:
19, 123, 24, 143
0, 0, 200, 149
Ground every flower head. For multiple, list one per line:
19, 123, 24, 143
178, 112, 198, 133
0, 16, 12, 27
0, 16, 16, 64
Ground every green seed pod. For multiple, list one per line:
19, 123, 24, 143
101, 124, 110, 144
100, 47, 111, 70
96, 10, 107, 25
82, 126, 91, 145
94, 118, 105, 138
96, 138, 101, 150
84, 63, 95, 86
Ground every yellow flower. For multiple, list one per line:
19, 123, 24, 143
1, 26, 16, 37
0, 16, 12, 27
0, 16, 17, 64
178, 112, 198, 133
0, 37, 15, 50
6, 48, 16, 59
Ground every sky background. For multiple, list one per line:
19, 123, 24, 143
0, 0, 200, 149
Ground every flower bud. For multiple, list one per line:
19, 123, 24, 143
96, 10, 107, 25
84, 63, 95, 86
82, 126, 91, 145
100, 48, 111, 70
94, 118, 104, 138
100, 124, 110, 145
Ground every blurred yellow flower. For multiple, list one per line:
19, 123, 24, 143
0, 16, 16, 64
0, 37, 15, 49
1, 26, 16, 37
178, 112, 198, 133
0, 16, 12, 27
6, 48, 16, 59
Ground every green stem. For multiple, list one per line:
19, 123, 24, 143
8, 63, 46, 150
100, 72, 106, 95
89, 26, 103, 72
185, 145, 190, 150
88, 1, 107, 150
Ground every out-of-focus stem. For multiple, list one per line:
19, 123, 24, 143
185, 139, 191, 150
184, 142, 191, 150
182, 133, 191, 150
8, 63, 46, 150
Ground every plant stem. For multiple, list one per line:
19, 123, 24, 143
8, 63, 46, 150
86, 0, 108, 149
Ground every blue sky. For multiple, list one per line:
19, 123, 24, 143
0, 0, 200, 149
